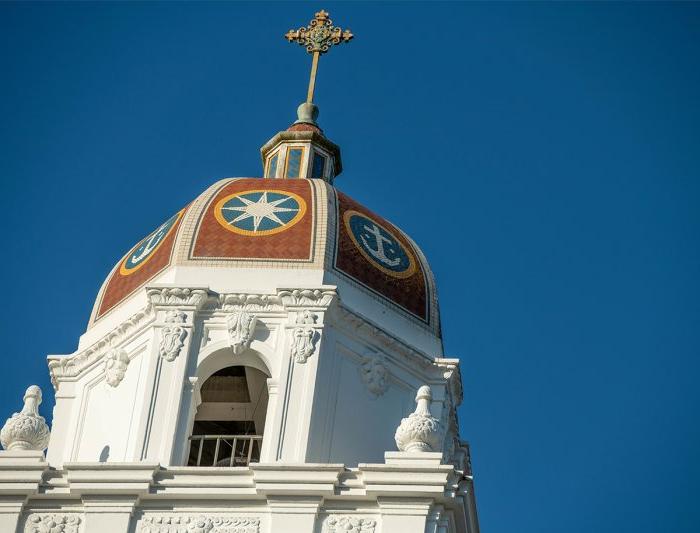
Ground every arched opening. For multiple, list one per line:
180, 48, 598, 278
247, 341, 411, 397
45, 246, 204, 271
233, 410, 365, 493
187, 365, 268, 466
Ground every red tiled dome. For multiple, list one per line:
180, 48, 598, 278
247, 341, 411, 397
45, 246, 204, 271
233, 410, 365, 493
91, 178, 440, 334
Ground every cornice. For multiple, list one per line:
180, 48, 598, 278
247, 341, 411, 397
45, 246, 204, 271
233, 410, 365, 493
146, 287, 211, 309
48, 286, 338, 388
0, 459, 463, 500
259, 130, 342, 175
331, 305, 435, 369
47, 304, 156, 389
434, 358, 464, 406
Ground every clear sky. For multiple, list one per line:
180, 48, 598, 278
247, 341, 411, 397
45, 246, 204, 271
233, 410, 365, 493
1, 2, 698, 532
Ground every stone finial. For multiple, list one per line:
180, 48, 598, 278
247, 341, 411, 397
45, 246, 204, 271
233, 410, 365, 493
394, 385, 442, 453
0, 385, 51, 451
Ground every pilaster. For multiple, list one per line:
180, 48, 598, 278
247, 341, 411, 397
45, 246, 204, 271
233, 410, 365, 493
138, 287, 209, 465
81, 496, 138, 531
0, 451, 47, 533
377, 497, 434, 532
266, 495, 323, 532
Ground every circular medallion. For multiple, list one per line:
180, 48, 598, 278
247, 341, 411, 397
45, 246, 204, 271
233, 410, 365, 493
214, 189, 307, 236
343, 210, 417, 279
120, 209, 183, 275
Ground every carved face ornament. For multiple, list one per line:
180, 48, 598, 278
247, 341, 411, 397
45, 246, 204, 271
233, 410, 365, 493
104, 348, 129, 387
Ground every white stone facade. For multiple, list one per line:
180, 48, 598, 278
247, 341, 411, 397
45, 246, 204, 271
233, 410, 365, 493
0, 282, 478, 532
1, 100, 478, 532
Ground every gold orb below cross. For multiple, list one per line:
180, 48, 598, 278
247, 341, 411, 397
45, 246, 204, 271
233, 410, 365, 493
285, 10, 354, 104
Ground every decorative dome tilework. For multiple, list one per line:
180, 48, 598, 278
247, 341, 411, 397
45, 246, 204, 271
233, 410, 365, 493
95, 206, 187, 320
91, 177, 438, 331
333, 191, 428, 322
191, 179, 314, 261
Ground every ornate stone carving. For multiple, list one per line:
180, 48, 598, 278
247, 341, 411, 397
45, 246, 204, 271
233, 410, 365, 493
227, 311, 257, 355
395, 385, 442, 452
104, 348, 129, 387
296, 309, 317, 325
48, 305, 154, 388
324, 516, 376, 533
24, 514, 81, 533
1, 386, 50, 451
159, 310, 188, 362
290, 310, 317, 363
147, 287, 209, 308
290, 328, 315, 363
278, 288, 336, 307
220, 293, 282, 312
140, 515, 260, 533
359, 353, 389, 398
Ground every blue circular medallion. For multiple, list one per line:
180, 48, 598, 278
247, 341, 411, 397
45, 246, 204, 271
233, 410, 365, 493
214, 189, 307, 236
120, 211, 181, 275
343, 210, 416, 278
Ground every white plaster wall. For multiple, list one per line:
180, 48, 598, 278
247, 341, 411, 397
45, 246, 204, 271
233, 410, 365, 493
326, 348, 413, 465
75, 345, 146, 462
324, 271, 443, 357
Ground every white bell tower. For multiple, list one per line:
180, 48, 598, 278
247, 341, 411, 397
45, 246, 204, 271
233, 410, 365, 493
0, 10, 479, 533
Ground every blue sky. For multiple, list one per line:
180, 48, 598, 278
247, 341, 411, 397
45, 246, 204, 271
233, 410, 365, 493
1, 2, 699, 532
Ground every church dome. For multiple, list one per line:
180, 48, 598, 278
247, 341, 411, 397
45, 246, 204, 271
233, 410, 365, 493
90, 176, 441, 339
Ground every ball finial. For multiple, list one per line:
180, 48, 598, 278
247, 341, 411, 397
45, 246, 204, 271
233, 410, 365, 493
295, 102, 320, 125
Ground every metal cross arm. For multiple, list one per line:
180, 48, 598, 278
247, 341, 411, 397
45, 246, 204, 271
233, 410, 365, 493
285, 10, 354, 104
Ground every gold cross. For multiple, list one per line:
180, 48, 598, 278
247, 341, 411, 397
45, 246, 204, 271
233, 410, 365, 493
285, 10, 354, 104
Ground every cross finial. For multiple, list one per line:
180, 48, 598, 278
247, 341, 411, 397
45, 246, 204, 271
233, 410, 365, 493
285, 10, 354, 105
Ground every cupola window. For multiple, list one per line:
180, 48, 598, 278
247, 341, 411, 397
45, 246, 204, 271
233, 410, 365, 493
266, 152, 279, 178
285, 147, 304, 178
311, 152, 326, 179
188, 365, 268, 467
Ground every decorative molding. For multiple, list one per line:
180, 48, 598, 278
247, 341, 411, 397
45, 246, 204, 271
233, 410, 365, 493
359, 352, 389, 398
332, 305, 433, 368
1, 385, 50, 451
435, 358, 464, 406
395, 385, 442, 453
227, 311, 258, 355
48, 287, 337, 388
25, 514, 81, 533
294, 309, 317, 325
290, 310, 318, 363
146, 287, 209, 308
48, 305, 154, 388
453, 440, 473, 478
219, 293, 282, 312
159, 310, 188, 362
277, 288, 336, 308
140, 516, 259, 533
104, 348, 129, 387
290, 328, 315, 364
324, 516, 376, 533
187, 376, 199, 392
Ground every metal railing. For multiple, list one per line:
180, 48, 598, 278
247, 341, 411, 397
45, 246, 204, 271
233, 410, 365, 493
187, 434, 262, 467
